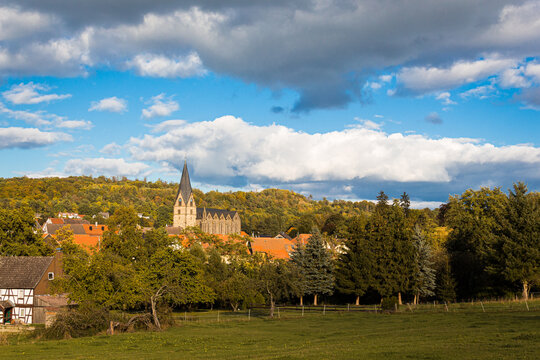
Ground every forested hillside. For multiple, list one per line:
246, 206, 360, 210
0, 176, 387, 235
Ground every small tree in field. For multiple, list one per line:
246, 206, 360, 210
258, 259, 301, 317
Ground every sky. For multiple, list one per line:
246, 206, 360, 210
0, 1, 539, 208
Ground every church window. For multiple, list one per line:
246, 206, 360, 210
190, 209, 193, 215
190, 199, 193, 206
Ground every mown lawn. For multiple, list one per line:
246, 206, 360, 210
1, 310, 539, 359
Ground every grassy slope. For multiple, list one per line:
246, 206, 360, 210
3, 311, 539, 359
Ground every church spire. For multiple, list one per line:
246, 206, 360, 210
176, 160, 192, 203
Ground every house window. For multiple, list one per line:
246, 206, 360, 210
89, 226, 93, 230
48, 272, 54, 280
101, 226, 105, 231
20, 308, 25, 317
18, 290, 24, 302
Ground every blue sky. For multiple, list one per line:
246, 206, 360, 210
1, 1, 539, 207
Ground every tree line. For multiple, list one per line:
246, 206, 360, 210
0, 178, 538, 327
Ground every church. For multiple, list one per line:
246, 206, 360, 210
172, 161, 241, 235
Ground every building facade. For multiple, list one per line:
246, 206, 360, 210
0, 253, 63, 324
173, 161, 241, 235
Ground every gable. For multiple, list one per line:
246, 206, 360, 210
0, 257, 54, 289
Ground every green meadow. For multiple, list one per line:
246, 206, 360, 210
2, 302, 539, 359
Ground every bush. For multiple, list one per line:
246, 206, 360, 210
40, 306, 110, 339
381, 296, 399, 312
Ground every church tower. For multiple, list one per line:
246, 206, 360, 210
173, 161, 197, 228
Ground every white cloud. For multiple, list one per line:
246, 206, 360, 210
150, 119, 187, 133
460, 84, 497, 99
397, 57, 517, 94
22, 167, 66, 178
435, 92, 456, 105
0, 102, 51, 126
379, 74, 393, 83
0, 127, 72, 149
64, 157, 150, 177
0, 7, 56, 41
141, 93, 179, 118
127, 115, 540, 185
499, 67, 531, 88
525, 62, 540, 83
89, 96, 127, 113
353, 117, 382, 130
2, 82, 71, 104
100, 142, 122, 155
128, 52, 206, 78
54, 118, 93, 130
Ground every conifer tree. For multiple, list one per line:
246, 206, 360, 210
301, 231, 335, 305
335, 217, 373, 305
495, 183, 540, 299
412, 226, 436, 303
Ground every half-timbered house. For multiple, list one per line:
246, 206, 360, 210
0, 253, 63, 324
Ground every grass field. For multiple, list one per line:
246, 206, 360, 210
1, 302, 539, 359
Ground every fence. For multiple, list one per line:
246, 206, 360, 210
172, 298, 540, 325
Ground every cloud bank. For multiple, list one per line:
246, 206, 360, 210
125, 116, 540, 200
2, 1, 540, 110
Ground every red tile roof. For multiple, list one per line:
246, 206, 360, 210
250, 237, 294, 259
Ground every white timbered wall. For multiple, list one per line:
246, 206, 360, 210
0, 288, 34, 324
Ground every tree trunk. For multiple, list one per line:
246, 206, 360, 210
300, 295, 303, 306
355, 295, 360, 306
269, 295, 275, 318
151, 286, 166, 330
414, 294, 417, 305
314, 294, 318, 306
398, 292, 402, 305
522, 281, 529, 300
150, 295, 161, 330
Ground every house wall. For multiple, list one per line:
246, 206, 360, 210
34, 253, 63, 296
0, 288, 34, 324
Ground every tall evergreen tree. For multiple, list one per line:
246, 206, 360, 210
412, 226, 436, 303
301, 231, 335, 305
335, 217, 373, 305
494, 183, 540, 299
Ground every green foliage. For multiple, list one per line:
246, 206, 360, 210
412, 226, 436, 300
40, 305, 110, 339
335, 216, 374, 300
0, 207, 53, 256
492, 183, 540, 298
0, 176, 377, 236
300, 231, 335, 298
445, 187, 508, 298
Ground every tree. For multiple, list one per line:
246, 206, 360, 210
301, 231, 334, 305
411, 226, 436, 303
400, 192, 411, 215
0, 207, 53, 256
494, 183, 540, 299
142, 247, 215, 328
335, 216, 373, 305
445, 187, 507, 299
258, 259, 301, 317
289, 242, 308, 305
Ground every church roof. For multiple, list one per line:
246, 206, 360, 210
196, 207, 238, 219
176, 161, 192, 203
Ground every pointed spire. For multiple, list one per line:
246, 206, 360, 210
176, 160, 192, 203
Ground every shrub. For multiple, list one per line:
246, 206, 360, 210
381, 296, 399, 312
